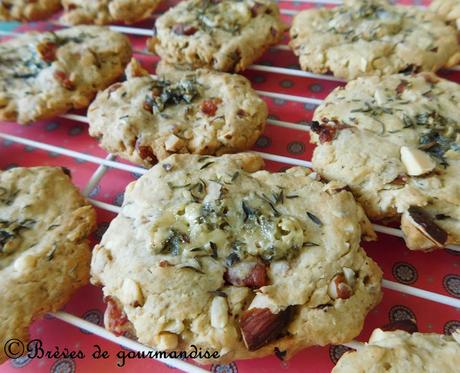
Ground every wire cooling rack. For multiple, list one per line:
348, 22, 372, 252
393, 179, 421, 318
1, 0, 460, 372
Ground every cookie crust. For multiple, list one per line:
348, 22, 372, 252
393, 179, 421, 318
91, 153, 382, 363
332, 329, 460, 372
0, 167, 96, 363
430, 0, 460, 29
88, 61, 268, 167
0, 26, 132, 124
61, 0, 161, 25
148, 0, 286, 72
289, 0, 460, 80
0, 0, 61, 22
310, 72, 460, 250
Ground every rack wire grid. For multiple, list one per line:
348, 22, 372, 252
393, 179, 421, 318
1, 0, 460, 372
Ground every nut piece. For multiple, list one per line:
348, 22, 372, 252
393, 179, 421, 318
210, 296, 229, 329
120, 278, 144, 307
406, 206, 448, 248
342, 267, 356, 288
164, 134, 185, 152
14, 254, 37, 273
248, 293, 281, 314
328, 273, 353, 300
104, 296, 128, 336
400, 146, 436, 176
225, 261, 267, 289
240, 307, 292, 351
157, 332, 179, 350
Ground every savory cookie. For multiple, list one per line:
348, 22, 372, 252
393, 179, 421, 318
0, 26, 132, 124
91, 153, 382, 363
0, 0, 61, 22
310, 72, 460, 251
87, 60, 268, 167
289, 0, 460, 80
60, 0, 161, 25
0, 167, 96, 364
333, 328, 460, 372
430, 0, 460, 29
147, 0, 286, 72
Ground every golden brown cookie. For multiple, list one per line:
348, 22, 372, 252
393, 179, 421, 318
0, 167, 97, 363
0, 26, 132, 124
91, 153, 382, 363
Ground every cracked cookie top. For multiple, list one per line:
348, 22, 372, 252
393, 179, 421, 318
91, 153, 382, 363
88, 61, 267, 167
289, 0, 460, 80
311, 72, 460, 250
148, 0, 286, 72
0, 26, 131, 124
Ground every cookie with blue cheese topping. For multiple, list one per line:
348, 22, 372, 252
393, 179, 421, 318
0, 26, 132, 124
310, 72, 460, 250
87, 60, 268, 167
289, 0, 460, 80
0, 167, 96, 363
147, 0, 286, 72
91, 152, 382, 363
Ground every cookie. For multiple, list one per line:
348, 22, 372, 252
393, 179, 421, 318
289, 0, 460, 80
430, 0, 460, 29
310, 72, 460, 251
332, 328, 460, 372
0, 167, 97, 363
0, 0, 61, 22
87, 60, 268, 167
0, 26, 132, 124
91, 153, 382, 363
147, 0, 286, 72
60, 0, 161, 25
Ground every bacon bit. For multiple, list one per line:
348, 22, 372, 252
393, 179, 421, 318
396, 80, 408, 95
225, 262, 267, 289
54, 70, 75, 90
172, 23, 198, 36
159, 260, 172, 268
390, 174, 408, 186
201, 98, 222, 117
36, 41, 58, 63
250, 2, 264, 17
237, 109, 246, 117
137, 144, 157, 164
334, 274, 352, 299
310, 120, 350, 144
105, 296, 128, 336
310, 121, 337, 144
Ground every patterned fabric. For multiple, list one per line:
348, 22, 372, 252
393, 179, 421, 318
1, 1, 459, 372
